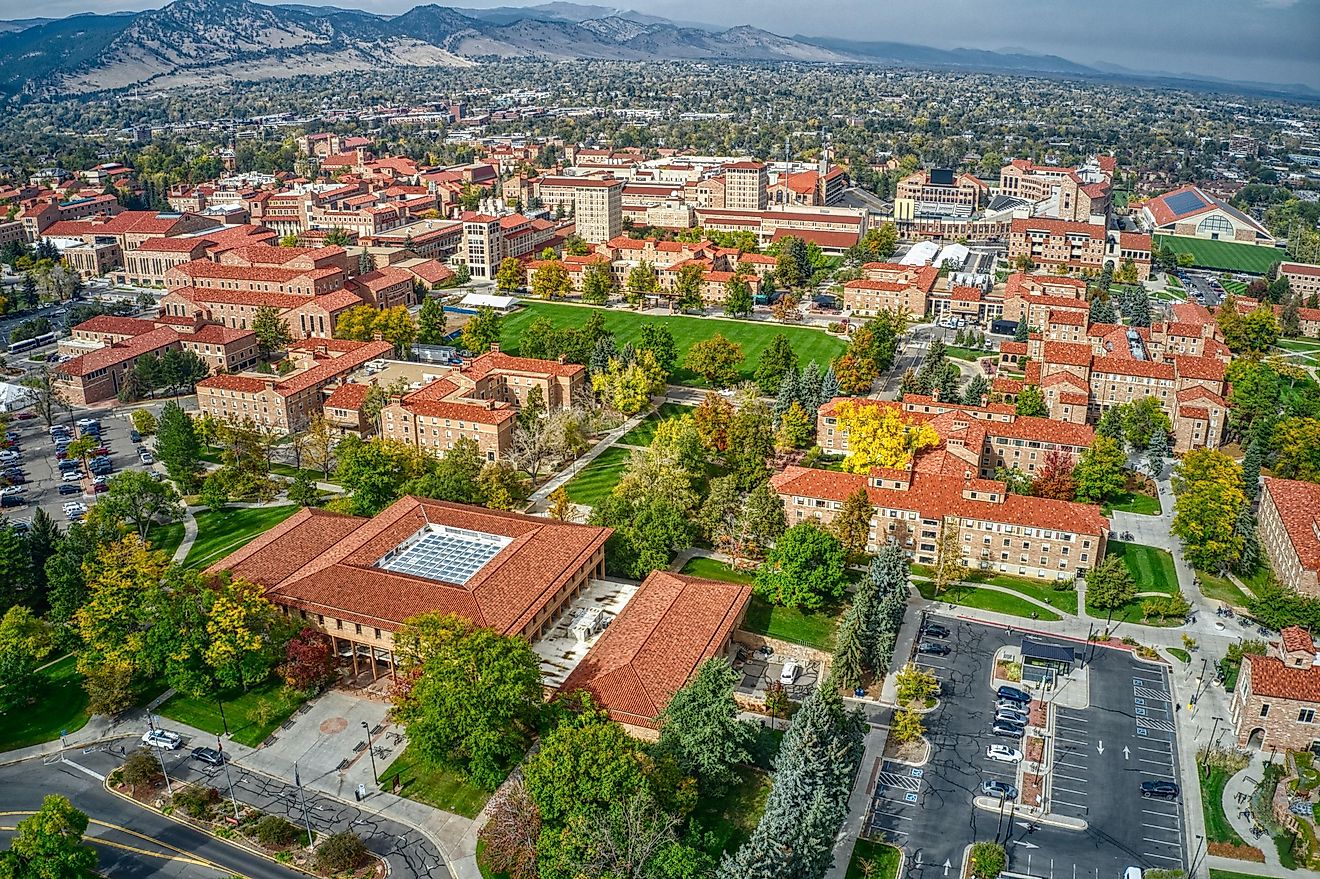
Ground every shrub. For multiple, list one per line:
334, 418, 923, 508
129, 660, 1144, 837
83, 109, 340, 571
120, 748, 164, 790
969, 841, 1007, 879
254, 814, 303, 848
314, 831, 369, 874
174, 785, 221, 819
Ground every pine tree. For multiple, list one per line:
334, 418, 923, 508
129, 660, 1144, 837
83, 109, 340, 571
1146, 429, 1170, 481
773, 367, 799, 417
25, 508, 61, 608
819, 364, 839, 403
796, 361, 823, 414
831, 605, 864, 692
155, 401, 201, 491
963, 374, 990, 407
1089, 296, 1117, 325
1013, 320, 1029, 343
1241, 436, 1262, 503
416, 296, 447, 345
658, 658, 755, 793
1096, 405, 1126, 442
1233, 506, 1261, 575
589, 336, 617, 376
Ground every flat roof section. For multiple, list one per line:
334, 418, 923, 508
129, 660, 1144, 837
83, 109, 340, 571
533, 578, 640, 688
377, 524, 513, 585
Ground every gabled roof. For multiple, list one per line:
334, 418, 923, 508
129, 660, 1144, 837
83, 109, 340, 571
1263, 477, 1320, 574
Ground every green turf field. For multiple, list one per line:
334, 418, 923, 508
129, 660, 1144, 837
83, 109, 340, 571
1106, 540, 1179, 594
1155, 235, 1283, 274
499, 303, 846, 387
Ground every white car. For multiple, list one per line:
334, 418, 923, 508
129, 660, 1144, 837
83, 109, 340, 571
62, 501, 87, 514
986, 744, 1024, 764
0, 485, 23, 496
61, 470, 82, 482
141, 729, 182, 750
139, 452, 155, 464
0, 450, 18, 463
779, 659, 801, 685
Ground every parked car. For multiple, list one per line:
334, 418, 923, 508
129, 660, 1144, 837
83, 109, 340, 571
60, 470, 82, 482
90, 446, 110, 457
921, 623, 950, 639
780, 659, 802, 685
190, 746, 227, 767
991, 721, 1025, 738
996, 685, 1032, 704
996, 708, 1029, 726
0, 450, 18, 463
981, 780, 1018, 800
142, 729, 182, 750
1140, 781, 1179, 800
986, 744, 1023, 764
91, 481, 108, 494
0, 495, 22, 508
58, 484, 81, 496
129, 429, 142, 443
916, 642, 950, 656
139, 451, 155, 464
0, 485, 26, 496
58, 459, 81, 472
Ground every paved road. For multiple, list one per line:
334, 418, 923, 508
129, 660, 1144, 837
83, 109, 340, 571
0, 755, 305, 879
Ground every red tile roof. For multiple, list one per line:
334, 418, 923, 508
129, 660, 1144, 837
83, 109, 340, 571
1263, 477, 1320, 573
559, 571, 751, 729
1043, 341, 1093, 367
135, 236, 210, 253
1247, 654, 1320, 702
187, 324, 255, 345
768, 228, 860, 249
73, 315, 155, 337
1011, 217, 1105, 239
1173, 355, 1227, 383
325, 382, 371, 411
353, 266, 413, 291
1282, 262, 1320, 278
1048, 309, 1087, 326
57, 326, 180, 377
205, 496, 612, 636
1281, 626, 1315, 656
463, 350, 584, 380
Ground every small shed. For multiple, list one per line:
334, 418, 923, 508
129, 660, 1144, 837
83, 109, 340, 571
0, 381, 29, 412
1020, 638, 1076, 677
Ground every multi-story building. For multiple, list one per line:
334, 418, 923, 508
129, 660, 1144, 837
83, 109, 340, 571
567, 178, 623, 244
843, 263, 940, 317
723, 162, 769, 211
1001, 273, 1090, 328
461, 214, 504, 281
998, 157, 1113, 222
895, 169, 987, 217
1139, 184, 1275, 245
1231, 627, 1320, 751
19, 193, 122, 240
1009, 217, 1108, 274
44, 210, 221, 277
116, 225, 278, 286
194, 339, 394, 434
1259, 477, 1320, 597
1281, 262, 1320, 301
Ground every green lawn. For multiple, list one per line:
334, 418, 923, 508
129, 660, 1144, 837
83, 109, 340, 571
845, 839, 903, 879
617, 402, 695, 447
679, 557, 843, 649
945, 345, 990, 362
156, 676, 305, 748
1277, 338, 1320, 353
1106, 541, 1179, 595
1220, 278, 1249, 296
146, 520, 186, 559
1085, 596, 1182, 627
1197, 569, 1255, 608
184, 504, 301, 569
500, 303, 847, 387
1211, 872, 1269, 879
563, 446, 633, 507
911, 564, 1077, 615
0, 655, 90, 753
1103, 491, 1162, 516
378, 742, 492, 819
1201, 766, 1249, 847
914, 579, 1063, 621
1154, 235, 1283, 275
689, 765, 772, 857
1167, 647, 1191, 663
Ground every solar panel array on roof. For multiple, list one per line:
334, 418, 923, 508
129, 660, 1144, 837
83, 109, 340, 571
377, 525, 512, 585
1164, 190, 1208, 217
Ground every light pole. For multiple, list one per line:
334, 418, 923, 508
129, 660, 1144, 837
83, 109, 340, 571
217, 696, 230, 737
995, 792, 1009, 843
1203, 716, 1221, 778
217, 738, 240, 821
362, 721, 379, 785
1189, 834, 1205, 877
149, 724, 173, 794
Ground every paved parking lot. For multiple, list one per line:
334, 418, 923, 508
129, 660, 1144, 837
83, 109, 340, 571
864, 616, 1188, 879
2, 408, 152, 527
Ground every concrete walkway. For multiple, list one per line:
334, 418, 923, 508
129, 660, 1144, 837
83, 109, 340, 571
1221, 751, 1281, 869
524, 406, 649, 511
172, 508, 198, 562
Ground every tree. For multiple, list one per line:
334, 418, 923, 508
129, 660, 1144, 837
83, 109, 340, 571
963, 373, 991, 407
832, 351, 877, 396
155, 402, 202, 491
831, 605, 864, 692
658, 658, 755, 793
637, 323, 678, 377
969, 842, 1007, 879
683, 334, 742, 388
531, 259, 573, 301
726, 400, 775, 490
0, 795, 97, 879
19, 365, 70, 427
692, 392, 734, 452
546, 486, 574, 522
102, 471, 182, 540
932, 519, 967, 595
831, 487, 873, 563
724, 272, 754, 318
775, 401, 813, 450
1089, 295, 1117, 325
1031, 450, 1077, 501
280, 627, 336, 692
374, 306, 418, 358
392, 613, 542, 788
1173, 449, 1247, 572
0, 525, 34, 611
460, 306, 503, 354
333, 304, 380, 342
774, 236, 811, 290
205, 575, 284, 690
1146, 429, 1171, 481
1073, 436, 1126, 504
1124, 396, 1172, 452
755, 334, 798, 395
625, 260, 658, 306
417, 296, 447, 345
1272, 417, 1320, 483
477, 779, 541, 879
1240, 305, 1280, 353
130, 409, 158, 437
580, 261, 616, 305
1085, 555, 1135, 610
833, 400, 939, 473
495, 257, 525, 293
1096, 404, 1126, 442
1014, 385, 1048, 417
771, 291, 800, 323
674, 262, 707, 311
0, 606, 53, 711
862, 223, 898, 261
755, 523, 846, 611
890, 708, 926, 746
895, 663, 938, 707
251, 305, 292, 356
592, 349, 667, 416
1013, 320, 1030, 343
314, 832, 368, 874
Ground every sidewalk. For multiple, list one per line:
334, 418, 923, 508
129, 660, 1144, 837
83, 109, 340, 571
524, 407, 648, 511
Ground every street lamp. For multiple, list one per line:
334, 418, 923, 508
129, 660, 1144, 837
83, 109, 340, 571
217, 737, 240, 821
362, 721, 379, 785
217, 696, 230, 737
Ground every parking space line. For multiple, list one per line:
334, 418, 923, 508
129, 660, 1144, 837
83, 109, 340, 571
1141, 852, 1183, 864
1052, 799, 1087, 809
1052, 786, 1086, 796
1138, 745, 1172, 754
1054, 735, 1088, 746
1139, 758, 1172, 767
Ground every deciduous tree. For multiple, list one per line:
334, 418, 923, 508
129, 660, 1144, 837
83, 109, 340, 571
755, 333, 798, 395
251, 305, 292, 356
831, 487, 873, 563
102, 471, 183, 539
658, 658, 755, 793
531, 259, 573, 301
0, 795, 97, 879
1073, 436, 1126, 504
460, 306, 503, 354
833, 400, 939, 473
754, 523, 846, 611
1172, 449, 1246, 572
417, 296, 447, 345
1014, 385, 1047, 417
683, 334, 742, 387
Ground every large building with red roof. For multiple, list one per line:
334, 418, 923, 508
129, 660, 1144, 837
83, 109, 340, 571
1260, 478, 1320, 597
1138, 184, 1274, 246
1232, 626, 1320, 751
843, 263, 941, 317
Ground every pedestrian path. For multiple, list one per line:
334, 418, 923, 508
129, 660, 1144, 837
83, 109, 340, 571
1221, 752, 1283, 869
525, 407, 649, 510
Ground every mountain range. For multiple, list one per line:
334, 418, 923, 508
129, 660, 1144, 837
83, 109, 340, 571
0, 0, 1311, 101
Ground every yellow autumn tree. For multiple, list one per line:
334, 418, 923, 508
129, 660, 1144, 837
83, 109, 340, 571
74, 534, 171, 677
834, 400, 939, 474
205, 576, 281, 690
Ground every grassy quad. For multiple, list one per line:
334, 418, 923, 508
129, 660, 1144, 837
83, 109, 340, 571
1154, 234, 1281, 274
914, 579, 1064, 621
184, 504, 302, 570
0, 655, 91, 753
911, 564, 1075, 616
146, 520, 186, 558
1102, 490, 1161, 516
617, 402, 696, 447
1106, 540, 1179, 595
156, 676, 306, 748
499, 303, 847, 388
378, 742, 493, 819
562, 446, 633, 507
679, 556, 843, 650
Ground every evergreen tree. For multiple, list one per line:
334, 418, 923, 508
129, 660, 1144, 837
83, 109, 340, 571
773, 367, 799, 417
0, 526, 33, 611
1089, 296, 1117, 325
1013, 320, 1029, 342
416, 296, 447, 345
25, 509, 61, 609
589, 336, 617, 376
155, 401, 201, 491
1241, 436, 1262, 503
819, 364, 839, 403
832, 605, 864, 692
755, 333, 799, 395
1124, 287, 1152, 327
1096, 405, 1126, 442
936, 362, 962, 403
1146, 429, 1170, 481
657, 658, 755, 793
1235, 506, 1262, 575
963, 374, 990, 407
796, 361, 823, 414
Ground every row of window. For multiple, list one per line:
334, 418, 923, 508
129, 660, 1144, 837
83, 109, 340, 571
1259, 703, 1316, 724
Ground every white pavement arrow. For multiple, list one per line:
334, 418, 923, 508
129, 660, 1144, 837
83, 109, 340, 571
1123, 746, 1131, 760
1097, 740, 1105, 755
943, 859, 952, 876
1011, 841, 1040, 849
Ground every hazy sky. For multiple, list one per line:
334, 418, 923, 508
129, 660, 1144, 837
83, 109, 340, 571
12, 0, 1320, 90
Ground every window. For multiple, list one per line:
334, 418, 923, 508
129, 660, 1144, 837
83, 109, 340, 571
1259, 704, 1270, 718
1301, 708, 1316, 724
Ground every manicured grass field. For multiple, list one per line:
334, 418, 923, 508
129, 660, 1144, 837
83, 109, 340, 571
911, 564, 1077, 615
1103, 490, 1161, 516
1277, 338, 1320, 353
1155, 235, 1283, 274
499, 303, 847, 387
156, 676, 305, 748
1106, 540, 1179, 595
379, 742, 492, 819
944, 345, 991, 362
617, 402, 695, 447
562, 446, 633, 507
184, 504, 301, 569
690, 765, 772, 856
1220, 278, 1249, 296
1211, 872, 1268, 879
1167, 647, 1191, 663
915, 579, 1063, 621
679, 557, 843, 649
0, 655, 90, 753
845, 839, 903, 879
1197, 570, 1254, 607
1201, 766, 1248, 847
146, 520, 186, 559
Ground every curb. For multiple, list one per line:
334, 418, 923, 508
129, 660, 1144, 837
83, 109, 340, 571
971, 796, 1088, 831
0, 733, 137, 769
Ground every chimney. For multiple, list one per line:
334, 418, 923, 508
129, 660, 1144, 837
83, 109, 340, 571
489, 342, 500, 354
